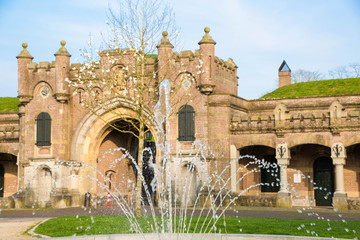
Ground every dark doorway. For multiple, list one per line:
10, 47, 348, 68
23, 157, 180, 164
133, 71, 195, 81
0, 164, 4, 197
313, 157, 334, 206
261, 155, 280, 192
130, 131, 156, 206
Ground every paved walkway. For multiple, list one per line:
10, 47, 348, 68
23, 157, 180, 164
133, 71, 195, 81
0, 217, 46, 240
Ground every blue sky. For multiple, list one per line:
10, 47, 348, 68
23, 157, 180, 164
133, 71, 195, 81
0, 0, 359, 99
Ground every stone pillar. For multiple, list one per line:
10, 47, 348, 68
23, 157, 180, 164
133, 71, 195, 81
230, 145, 239, 193
276, 143, 292, 208
157, 31, 174, 81
54, 40, 71, 103
331, 143, 348, 210
198, 27, 216, 95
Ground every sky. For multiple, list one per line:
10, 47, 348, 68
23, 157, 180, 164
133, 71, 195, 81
0, 0, 359, 99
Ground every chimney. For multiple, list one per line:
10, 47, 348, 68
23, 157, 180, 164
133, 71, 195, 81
278, 60, 291, 88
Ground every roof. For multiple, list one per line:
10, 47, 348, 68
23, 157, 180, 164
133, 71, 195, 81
279, 60, 291, 72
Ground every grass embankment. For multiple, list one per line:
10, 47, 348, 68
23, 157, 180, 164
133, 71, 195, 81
0, 97, 19, 112
261, 78, 360, 99
34, 216, 360, 239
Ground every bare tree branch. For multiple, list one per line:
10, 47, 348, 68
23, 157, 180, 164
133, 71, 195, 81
291, 69, 323, 83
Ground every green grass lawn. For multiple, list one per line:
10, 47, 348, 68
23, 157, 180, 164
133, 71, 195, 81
0, 97, 19, 112
33, 216, 360, 239
261, 78, 360, 99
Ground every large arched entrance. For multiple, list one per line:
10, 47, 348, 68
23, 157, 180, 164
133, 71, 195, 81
96, 119, 156, 206
313, 157, 334, 206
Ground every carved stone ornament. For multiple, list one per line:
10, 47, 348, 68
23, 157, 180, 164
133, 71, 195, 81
40, 86, 50, 97
197, 84, 215, 95
331, 142, 346, 159
276, 143, 290, 160
182, 78, 192, 89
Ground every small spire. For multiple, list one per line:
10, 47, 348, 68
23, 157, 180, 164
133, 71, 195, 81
199, 27, 216, 45
55, 40, 71, 57
16, 42, 33, 59
157, 31, 174, 48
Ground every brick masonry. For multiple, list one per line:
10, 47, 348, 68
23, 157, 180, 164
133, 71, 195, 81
0, 28, 359, 210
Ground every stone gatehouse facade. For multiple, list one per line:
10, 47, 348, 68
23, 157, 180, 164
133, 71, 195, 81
0, 28, 359, 210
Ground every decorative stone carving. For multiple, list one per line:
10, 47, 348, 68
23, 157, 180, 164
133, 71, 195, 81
276, 143, 290, 163
331, 142, 346, 166
197, 84, 215, 95
329, 100, 344, 120
274, 102, 289, 122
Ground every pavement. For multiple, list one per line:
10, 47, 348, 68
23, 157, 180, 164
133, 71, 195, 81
0, 206, 359, 239
0, 217, 46, 240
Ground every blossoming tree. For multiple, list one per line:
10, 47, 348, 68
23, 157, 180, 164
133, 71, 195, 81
67, 0, 198, 218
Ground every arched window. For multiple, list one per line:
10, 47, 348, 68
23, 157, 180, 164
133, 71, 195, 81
261, 155, 280, 192
36, 112, 51, 146
178, 105, 195, 141
0, 164, 4, 197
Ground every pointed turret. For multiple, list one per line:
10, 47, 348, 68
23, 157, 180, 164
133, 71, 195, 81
198, 27, 216, 95
54, 40, 71, 103
157, 31, 174, 80
17, 43, 33, 103
278, 60, 291, 88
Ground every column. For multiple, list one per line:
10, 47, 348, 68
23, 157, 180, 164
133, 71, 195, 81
331, 143, 348, 210
230, 145, 239, 192
276, 143, 292, 208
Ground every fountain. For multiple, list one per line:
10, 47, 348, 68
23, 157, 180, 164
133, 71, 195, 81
6, 79, 357, 240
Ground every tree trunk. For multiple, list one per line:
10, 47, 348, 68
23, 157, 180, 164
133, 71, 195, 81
134, 58, 146, 218
135, 121, 144, 218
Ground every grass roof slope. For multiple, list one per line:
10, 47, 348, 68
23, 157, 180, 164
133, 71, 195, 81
0, 97, 20, 112
261, 78, 360, 99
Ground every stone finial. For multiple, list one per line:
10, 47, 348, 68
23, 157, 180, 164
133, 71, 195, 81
16, 42, 34, 59
55, 40, 71, 57
198, 27, 216, 45
157, 31, 174, 48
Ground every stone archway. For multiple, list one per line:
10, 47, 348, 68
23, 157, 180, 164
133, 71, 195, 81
288, 144, 331, 207
95, 120, 157, 206
238, 145, 277, 195
70, 100, 160, 198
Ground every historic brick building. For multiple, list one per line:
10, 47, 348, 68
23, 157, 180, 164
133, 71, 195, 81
0, 28, 359, 210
